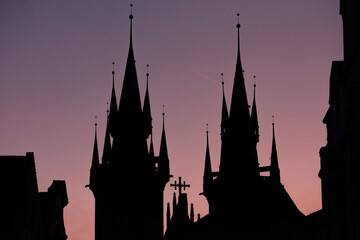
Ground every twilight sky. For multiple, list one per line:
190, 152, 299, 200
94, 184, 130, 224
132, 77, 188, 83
0, 1, 343, 240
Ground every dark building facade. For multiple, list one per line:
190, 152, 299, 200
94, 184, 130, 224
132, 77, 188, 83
0, 152, 68, 240
319, 0, 360, 239
87, 12, 171, 240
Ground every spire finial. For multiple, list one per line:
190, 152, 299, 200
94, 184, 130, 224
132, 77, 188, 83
107, 102, 109, 117
253, 75, 256, 88
129, 4, 133, 43
146, 64, 150, 89
162, 105, 165, 127
112, 62, 115, 88
236, 13, 240, 29
272, 115, 275, 126
130, 4, 133, 19
221, 73, 225, 97
95, 115, 98, 129
206, 123, 209, 134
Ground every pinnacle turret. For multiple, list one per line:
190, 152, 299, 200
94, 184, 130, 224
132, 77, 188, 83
203, 125, 212, 195
221, 74, 229, 140
251, 76, 259, 143
91, 120, 99, 169
143, 64, 152, 139
109, 62, 118, 136
102, 107, 112, 164
159, 110, 169, 160
158, 109, 170, 186
270, 117, 280, 183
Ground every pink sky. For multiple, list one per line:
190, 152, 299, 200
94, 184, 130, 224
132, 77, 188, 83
0, 1, 342, 240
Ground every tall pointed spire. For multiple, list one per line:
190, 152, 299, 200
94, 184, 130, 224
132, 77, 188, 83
203, 124, 212, 194
118, 3, 142, 126
109, 62, 118, 136
143, 64, 152, 138
270, 116, 280, 183
251, 76, 259, 143
158, 108, 170, 183
102, 106, 112, 164
219, 14, 259, 180
159, 108, 169, 160
229, 13, 250, 123
92, 117, 99, 168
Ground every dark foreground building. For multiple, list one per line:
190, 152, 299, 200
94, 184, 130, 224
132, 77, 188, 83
0, 152, 68, 240
319, 0, 360, 239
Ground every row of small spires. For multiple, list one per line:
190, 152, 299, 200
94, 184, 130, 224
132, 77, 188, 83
166, 192, 199, 226
92, 70, 268, 126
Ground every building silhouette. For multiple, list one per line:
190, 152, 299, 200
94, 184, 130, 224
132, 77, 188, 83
163, 14, 304, 240
88, 1, 360, 239
319, 0, 360, 239
87, 10, 171, 240
0, 152, 68, 240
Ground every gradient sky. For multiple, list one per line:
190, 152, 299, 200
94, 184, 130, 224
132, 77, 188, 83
0, 1, 343, 240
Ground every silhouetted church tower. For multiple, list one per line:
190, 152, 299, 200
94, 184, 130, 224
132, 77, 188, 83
87, 7, 171, 240
196, 14, 303, 239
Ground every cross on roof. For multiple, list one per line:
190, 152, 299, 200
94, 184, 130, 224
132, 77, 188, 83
170, 176, 190, 195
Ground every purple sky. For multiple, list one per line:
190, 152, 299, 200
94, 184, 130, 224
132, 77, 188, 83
0, 1, 342, 239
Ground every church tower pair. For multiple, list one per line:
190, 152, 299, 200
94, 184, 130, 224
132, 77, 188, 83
88, 7, 171, 240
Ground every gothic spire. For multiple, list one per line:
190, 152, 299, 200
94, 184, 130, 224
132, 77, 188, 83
270, 117, 280, 183
91, 118, 99, 168
221, 74, 229, 140
118, 4, 142, 124
219, 76, 229, 173
102, 106, 112, 164
203, 125, 212, 193
251, 76, 259, 143
109, 62, 118, 135
159, 109, 169, 160
229, 13, 250, 123
143, 64, 152, 138
219, 14, 259, 180
158, 109, 170, 183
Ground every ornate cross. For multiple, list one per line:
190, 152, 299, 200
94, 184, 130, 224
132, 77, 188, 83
170, 176, 190, 195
